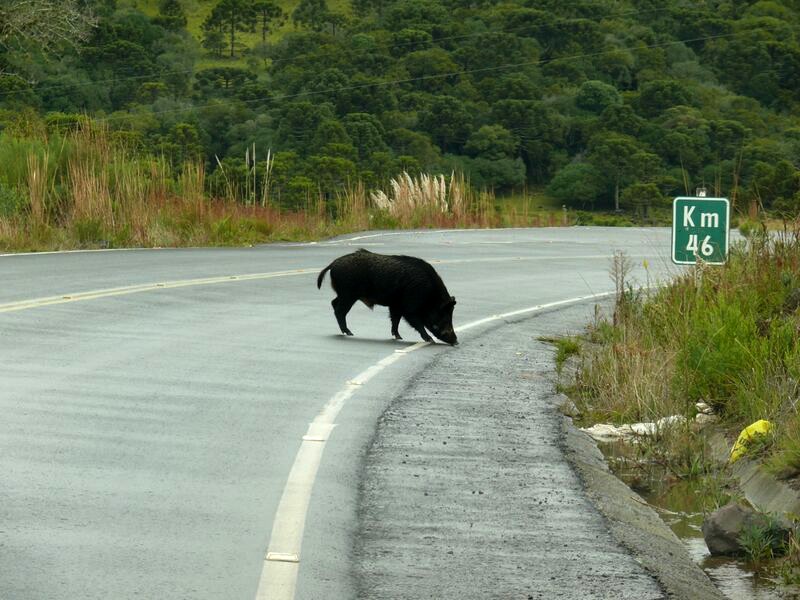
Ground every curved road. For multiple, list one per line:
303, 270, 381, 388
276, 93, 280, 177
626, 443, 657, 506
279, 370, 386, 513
1, 228, 675, 599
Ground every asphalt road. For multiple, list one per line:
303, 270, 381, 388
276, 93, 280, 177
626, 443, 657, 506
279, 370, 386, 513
0, 227, 679, 599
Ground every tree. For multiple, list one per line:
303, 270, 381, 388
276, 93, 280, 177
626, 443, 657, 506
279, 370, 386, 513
292, 0, 329, 31
418, 96, 474, 153
308, 154, 356, 195
402, 48, 460, 93
588, 134, 644, 211
388, 128, 440, 169
0, 0, 96, 59
384, 0, 448, 34
202, 28, 226, 58
83, 39, 158, 109
325, 12, 348, 36
490, 99, 565, 183
252, 0, 284, 42
202, 0, 255, 58
343, 113, 388, 161
157, 123, 205, 166
351, 0, 389, 18
462, 156, 526, 191
194, 67, 256, 99
599, 104, 644, 137
153, 0, 187, 31
620, 182, 665, 218
464, 125, 518, 160
547, 162, 606, 210
636, 79, 692, 117
276, 100, 334, 153
575, 80, 621, 114
389, 29, 432, 58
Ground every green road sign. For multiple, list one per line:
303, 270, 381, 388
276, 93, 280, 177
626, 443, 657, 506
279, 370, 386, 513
672, 196, 730, 265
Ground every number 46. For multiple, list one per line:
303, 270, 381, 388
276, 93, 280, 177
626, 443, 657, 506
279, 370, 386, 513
687, 234, 713, 257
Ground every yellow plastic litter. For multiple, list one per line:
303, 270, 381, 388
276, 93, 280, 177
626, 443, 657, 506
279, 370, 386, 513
729, 419, 773, 463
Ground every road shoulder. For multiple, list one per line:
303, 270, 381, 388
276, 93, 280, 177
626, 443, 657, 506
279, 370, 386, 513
561, 409, 724, 600
355, 301, 720, 599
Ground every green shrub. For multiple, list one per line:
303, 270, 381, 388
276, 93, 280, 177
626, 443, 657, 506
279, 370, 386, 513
0, 182, 24, 217
72, 219, 107, 246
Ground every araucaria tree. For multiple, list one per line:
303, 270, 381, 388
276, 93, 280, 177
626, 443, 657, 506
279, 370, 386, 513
202, 0, 255, 58
292, 0, 329, 32
252, 0, 284, 42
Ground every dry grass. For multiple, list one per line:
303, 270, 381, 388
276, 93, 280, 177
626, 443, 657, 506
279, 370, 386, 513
0, 125, 570, 252
369, 171, 493, 227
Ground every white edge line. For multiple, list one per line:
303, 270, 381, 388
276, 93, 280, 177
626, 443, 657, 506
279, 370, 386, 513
253, 288, 620, 600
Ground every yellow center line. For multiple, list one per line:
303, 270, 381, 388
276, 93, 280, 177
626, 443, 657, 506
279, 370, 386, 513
0, 253, 652, 314
0, 269, 318, 313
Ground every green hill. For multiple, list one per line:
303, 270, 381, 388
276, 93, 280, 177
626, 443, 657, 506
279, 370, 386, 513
1, 0, 799, 214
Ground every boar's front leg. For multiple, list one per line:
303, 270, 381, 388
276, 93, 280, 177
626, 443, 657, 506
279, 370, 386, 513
389, 306, 403, 339
332, 296, 356, 336
404, 313, 433, 342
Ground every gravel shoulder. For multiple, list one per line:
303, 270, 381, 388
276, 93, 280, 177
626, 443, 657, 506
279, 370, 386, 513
354, 301, 723, 600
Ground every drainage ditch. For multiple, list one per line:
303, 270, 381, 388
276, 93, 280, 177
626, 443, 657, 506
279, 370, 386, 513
599, 440, 786, 599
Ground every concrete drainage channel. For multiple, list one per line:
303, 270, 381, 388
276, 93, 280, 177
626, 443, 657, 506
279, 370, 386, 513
354, 301, 721, 600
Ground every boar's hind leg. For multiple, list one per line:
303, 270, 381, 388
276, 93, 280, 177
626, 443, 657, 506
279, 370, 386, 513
332, 296, 355, 336
389, 306, 402, 340
404, 314, 433, 342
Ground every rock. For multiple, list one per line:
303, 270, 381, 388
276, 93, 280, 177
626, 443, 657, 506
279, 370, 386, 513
695, 401, 714, 415
693, 413, 719, 430
559, 397, 581, 418
702, 503, 756, 555
701, 502, 789, 556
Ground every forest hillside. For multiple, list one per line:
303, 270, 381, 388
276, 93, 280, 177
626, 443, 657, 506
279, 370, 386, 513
1, 0, 799, 220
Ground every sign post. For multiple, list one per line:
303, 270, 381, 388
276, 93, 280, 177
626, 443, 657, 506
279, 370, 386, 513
672, 196, 730, 265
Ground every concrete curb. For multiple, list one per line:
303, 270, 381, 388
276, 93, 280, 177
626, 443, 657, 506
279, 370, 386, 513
559, 401, 725, 600
709, 432, 800, 521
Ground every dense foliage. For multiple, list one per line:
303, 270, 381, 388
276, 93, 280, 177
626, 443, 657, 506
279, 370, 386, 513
1, 0, 799, 212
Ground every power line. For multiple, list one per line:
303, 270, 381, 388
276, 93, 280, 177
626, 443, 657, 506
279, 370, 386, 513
96, 29, 765, 124
0, 4, 686, 99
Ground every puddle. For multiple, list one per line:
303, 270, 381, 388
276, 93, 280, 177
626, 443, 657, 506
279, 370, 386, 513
598, 440, 790, 599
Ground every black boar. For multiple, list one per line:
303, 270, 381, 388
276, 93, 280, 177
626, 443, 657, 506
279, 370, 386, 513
317, 249, 458, 345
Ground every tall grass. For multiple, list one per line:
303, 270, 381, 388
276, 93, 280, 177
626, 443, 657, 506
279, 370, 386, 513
369, 171, 496, 228
575, 230, 800, 475
0, 124, 569, 252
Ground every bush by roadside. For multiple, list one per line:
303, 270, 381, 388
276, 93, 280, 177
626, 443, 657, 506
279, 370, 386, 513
562, 228, 800, 583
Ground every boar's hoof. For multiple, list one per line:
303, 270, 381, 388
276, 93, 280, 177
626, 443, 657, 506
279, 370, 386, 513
342, 329, 354, 336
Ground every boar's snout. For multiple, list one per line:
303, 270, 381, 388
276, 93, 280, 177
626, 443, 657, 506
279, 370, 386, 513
438, 328, 458, 345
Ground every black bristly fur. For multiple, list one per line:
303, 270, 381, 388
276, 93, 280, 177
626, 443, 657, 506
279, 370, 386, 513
317, 249, 458, 345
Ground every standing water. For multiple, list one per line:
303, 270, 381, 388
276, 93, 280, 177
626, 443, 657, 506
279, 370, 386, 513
598, 440, 791, 599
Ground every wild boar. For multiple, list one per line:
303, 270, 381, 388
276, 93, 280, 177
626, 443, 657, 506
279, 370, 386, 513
317, 249, 458, 345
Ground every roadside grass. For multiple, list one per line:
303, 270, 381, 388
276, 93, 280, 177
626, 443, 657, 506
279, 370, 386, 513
0, 124, 569, 253
738, 515, 789, 565
540, 335, 581, 375
569, 229, 800, 503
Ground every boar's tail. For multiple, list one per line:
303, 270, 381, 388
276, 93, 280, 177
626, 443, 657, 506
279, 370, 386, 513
317, 264, 332, 289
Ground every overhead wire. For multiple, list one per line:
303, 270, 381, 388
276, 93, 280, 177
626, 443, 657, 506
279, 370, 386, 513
0, 4, 687, 99
94, 29, 765, 124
